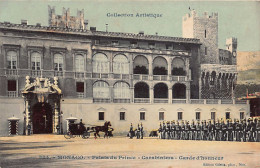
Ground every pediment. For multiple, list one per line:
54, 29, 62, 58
225, 108, 231, 111
195, 108, 202, 112
177, 108, 184, 112
158, 108, 166, 112
119, 107, 127, 111
210, 108, 217, 111
239, 108, 245, 111
97, 107, 106, 111
139, 108, 147, 112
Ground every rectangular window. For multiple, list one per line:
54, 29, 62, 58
7, 80, 17, 97
240, 112, 244, 120
205, 47, 207, 55
120, 112, 125, 120
8, 80, 16, 91
99, 112, 104, 121
226, 112, 230, 120
211, 112, 216, 120
76, 82, 84, 98
195, 112, 200, 120
159, 112, 164, 120
178, 112, 183, 120
205, 29, 207, 38
140, 112, 145, 120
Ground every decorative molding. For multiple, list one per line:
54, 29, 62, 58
225, 108, 231, 111
177, 108, 184, 112
97, 107, 106, 112
195, 108, 202, 112
139, 108, 147, 112
158, 108, 166, 112
210, 108, 217, 111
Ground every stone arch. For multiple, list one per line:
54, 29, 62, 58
92, 52, 109, 73
172, 57, 186, 76
172, 83, 186, 99
133, 55, 149, 74
154, 82, 168, 98
153, 56, 167, 75
134, 82, 149, 98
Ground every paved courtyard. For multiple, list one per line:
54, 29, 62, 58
0, 135, 259, 168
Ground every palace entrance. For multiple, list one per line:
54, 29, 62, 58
22, 76, 62, 135
32, 103, 53, 134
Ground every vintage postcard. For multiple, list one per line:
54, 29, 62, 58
0, 0, 259, 168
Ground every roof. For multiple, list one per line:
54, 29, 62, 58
0, 22, 201, 44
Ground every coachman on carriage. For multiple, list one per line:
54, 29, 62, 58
64, 120, 114, 139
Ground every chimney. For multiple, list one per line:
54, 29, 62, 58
36, 23, 41, 27
90, 27, 96, 31
139, 31, 144, 35
84, 20, 88, 30
21, 20, 28, 25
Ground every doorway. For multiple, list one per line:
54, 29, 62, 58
32, 102, 53, 134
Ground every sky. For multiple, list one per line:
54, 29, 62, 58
0, 0, 259, 51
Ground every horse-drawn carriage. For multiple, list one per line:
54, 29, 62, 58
64, 121, 114, 139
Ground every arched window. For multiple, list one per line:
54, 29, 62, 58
31, 52, 41, 70
153, 56, 167, 75
54, 53, 63, 71
93, 81, 110, 98
113, 54, 129, 74
114, 82, 130, 99
154, 83, 168, 98
134, 82, 149, 98
172, 83, 186, 99
93, 53, 109, 73
133, 55, 149, 74
7, 51, 17, 69
172, 58, 186, 76
75, 54, 85, 72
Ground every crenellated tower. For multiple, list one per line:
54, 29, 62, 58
183, 10, 219, 64
48, 5, 88, 30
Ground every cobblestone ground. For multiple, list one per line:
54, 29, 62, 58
0, 135, 259, 168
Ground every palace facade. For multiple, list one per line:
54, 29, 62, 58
0, 7, 249, 136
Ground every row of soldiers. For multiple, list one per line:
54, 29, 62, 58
129, 123, 144, 139
158, 118, 260, 142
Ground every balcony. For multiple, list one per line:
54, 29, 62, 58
172, 99, 187, 104
93, 98, 111, 103
75, 72, 84, 78
31, 70, 41, 77
6, 69, 18, 76
154, 98, 168, 103
113, 99, 130, 103
8, 91, 17, 97
54, 71, 63, 77
133, 74, 149, 80
134, 98, 150, 103
153, 75, 168, 81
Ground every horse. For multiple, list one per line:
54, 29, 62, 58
91, 121, 113, 139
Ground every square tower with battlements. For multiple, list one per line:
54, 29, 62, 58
183, 10, 219, 64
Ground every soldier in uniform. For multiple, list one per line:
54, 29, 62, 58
215, 119, 221, 141
185, 121, 190, 140
136, 123, 141, 139
256, 118, 260, 142
171, 120, 176, 140
162, 121, 166, 139
221, 119, 228, 141
166, 121, 171, 139
227, 119, 234, 141
247, 118, 254, 142
202, 120, 208, 141
195, 121, 201, 140
208, 120, 214, 141
129, 123, 134, 139
176, 121, 181, 140
252, 118, 257, 142
158, 122, 162, 139
190, 120, 196, 140
235, 119, 242, 141
241, 119, 247, 142
140, 123, 144, 139
181, 120, 185, 140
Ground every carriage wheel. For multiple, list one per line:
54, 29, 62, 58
82, 131, 90, 139
64, 132, 72, 139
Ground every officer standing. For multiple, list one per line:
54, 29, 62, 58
195, 121, 201, 140
190, 120, 196, 140
129, 123, 134, 139
158, 122, 162, 139
140, 123, 144, 139
176, 121, 181, 140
